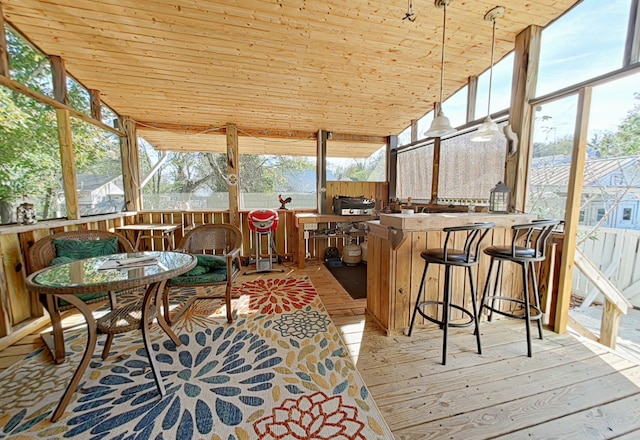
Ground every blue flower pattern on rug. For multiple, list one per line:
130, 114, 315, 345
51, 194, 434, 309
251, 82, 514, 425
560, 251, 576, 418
57, 321, 284, 438
0, 278, 394, 439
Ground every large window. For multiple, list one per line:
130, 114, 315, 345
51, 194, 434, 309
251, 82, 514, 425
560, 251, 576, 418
475, 52, 514, 118
239, 153, 317, 210
437, 127, 505, 204
441, 85, 468, 129
73, 120, 124, 217
1, 29, 62, 224
67, 76, 91, 116
0, 88, 62, 224
139, 140, 230, 210
327, 143, 386, 183
578, 72, 640, 231
526, 95, 579, 219
536, 0, 632, 97
397, 144, 433, 200
6, 26, 53, 98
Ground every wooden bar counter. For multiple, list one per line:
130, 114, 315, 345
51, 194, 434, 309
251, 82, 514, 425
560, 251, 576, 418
366, 212, 537, 335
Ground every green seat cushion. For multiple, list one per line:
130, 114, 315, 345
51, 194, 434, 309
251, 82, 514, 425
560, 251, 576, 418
183, 265, 209, 277
196, 254, 227, 269
169, 267, 228, 285
53, 236, 119, 260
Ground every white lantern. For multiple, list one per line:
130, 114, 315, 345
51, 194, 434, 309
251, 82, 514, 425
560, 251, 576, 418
489, 181, 510, 213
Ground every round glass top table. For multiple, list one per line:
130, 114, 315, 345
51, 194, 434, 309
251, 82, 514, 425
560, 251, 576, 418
26, 251, 197, 422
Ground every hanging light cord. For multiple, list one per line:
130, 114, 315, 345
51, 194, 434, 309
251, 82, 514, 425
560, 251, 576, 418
486, 17, 496, 117
438, 2, 448, 108
403, 0, 416, 21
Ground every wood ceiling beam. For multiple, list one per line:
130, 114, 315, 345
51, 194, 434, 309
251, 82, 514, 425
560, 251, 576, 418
135, 121, 386, 144
0, 4, 9, 76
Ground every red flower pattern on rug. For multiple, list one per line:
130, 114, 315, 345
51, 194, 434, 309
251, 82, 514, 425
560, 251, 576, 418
236, 277, 317, 314
253, 391, 366, 440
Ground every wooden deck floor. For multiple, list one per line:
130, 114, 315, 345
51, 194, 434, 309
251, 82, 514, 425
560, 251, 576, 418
2, 260, 640, 439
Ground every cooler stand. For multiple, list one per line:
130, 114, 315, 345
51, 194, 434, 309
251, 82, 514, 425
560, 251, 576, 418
244, 209, 285, 275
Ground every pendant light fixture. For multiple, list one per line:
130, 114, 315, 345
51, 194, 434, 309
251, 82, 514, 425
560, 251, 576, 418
471, 6, 505, 143
424, 0, 455, 138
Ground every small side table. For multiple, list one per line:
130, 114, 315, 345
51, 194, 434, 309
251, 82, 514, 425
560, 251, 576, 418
26, 251, 196, 422
116, 224, 181, 251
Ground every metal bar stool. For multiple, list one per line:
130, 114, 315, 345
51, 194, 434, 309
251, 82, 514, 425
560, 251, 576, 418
479, 219, 560, 357
408, 222, 495, 365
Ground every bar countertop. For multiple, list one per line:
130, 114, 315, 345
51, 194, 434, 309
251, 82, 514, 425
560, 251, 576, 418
368, 212, 538, 249
374, 212, 537, 230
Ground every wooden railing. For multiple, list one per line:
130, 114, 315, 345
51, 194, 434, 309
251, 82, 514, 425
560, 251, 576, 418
571, 248, 632, 349
573, 226, 640, 308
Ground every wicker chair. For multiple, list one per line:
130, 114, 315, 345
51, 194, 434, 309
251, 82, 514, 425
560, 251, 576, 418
29, 230, 137, 363
163, 224, 242, 325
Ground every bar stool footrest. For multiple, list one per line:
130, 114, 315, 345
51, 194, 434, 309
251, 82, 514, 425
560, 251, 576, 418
483, 296, 542, 321
416, 300, 475, 328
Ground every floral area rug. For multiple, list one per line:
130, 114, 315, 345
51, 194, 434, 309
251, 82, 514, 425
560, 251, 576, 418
0, 277, 393, 439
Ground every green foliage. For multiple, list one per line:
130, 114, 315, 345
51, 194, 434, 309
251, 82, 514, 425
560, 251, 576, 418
0, 28, 123, 223
592, 93, 640, 158
0, 86, 59, 203
330, 148, 385, 181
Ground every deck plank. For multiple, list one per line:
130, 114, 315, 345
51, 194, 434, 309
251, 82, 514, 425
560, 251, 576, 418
1, 262, 639, 439
394, 366, 640, 439
497, 393, 640, 439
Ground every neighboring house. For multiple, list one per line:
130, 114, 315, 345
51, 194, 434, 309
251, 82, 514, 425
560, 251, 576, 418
75, 174, 125, 215
529, 155, 640, 229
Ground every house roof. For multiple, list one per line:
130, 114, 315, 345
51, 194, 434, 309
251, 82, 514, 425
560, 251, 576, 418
529, 156, 640, 187
3, 0, 580, 155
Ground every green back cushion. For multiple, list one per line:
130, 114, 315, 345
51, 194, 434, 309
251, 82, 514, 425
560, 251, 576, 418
53, 236, 119, 260
49, 236, 119, 307
50, 256, 76, 266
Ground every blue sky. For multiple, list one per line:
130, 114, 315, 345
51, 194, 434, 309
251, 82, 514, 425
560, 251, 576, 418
535, 0, 638, 139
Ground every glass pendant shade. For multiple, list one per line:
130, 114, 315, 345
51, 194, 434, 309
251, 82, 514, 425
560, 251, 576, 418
470, 115, 503, 142
424, 110, 455, 138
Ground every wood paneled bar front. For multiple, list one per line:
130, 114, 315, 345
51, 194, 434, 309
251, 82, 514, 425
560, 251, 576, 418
366, 212, 538, 335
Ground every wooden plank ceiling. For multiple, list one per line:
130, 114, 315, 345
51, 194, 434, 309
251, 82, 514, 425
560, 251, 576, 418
2, 0, 579, 156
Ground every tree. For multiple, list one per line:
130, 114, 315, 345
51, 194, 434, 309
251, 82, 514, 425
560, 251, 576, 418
0, 28, 120, 223
592, 93, 640, 158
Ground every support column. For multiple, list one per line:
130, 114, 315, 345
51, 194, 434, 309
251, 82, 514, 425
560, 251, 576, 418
57, 109, 79, 219
89, 89, 102, 121
0, 4, 9, 77
51, 55, 79, 219
388, 135, 398, 202
410, 120, 418, 143
317, 130, 328, 214
555, 87, 592, 334
624, 0, 640, 66
505, 25, 541, 213
51, 55, 68, 105
430, 137, 441, 204
466, 75, 478, 123
226, 123, 240, 227
120, 117, 141, 212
